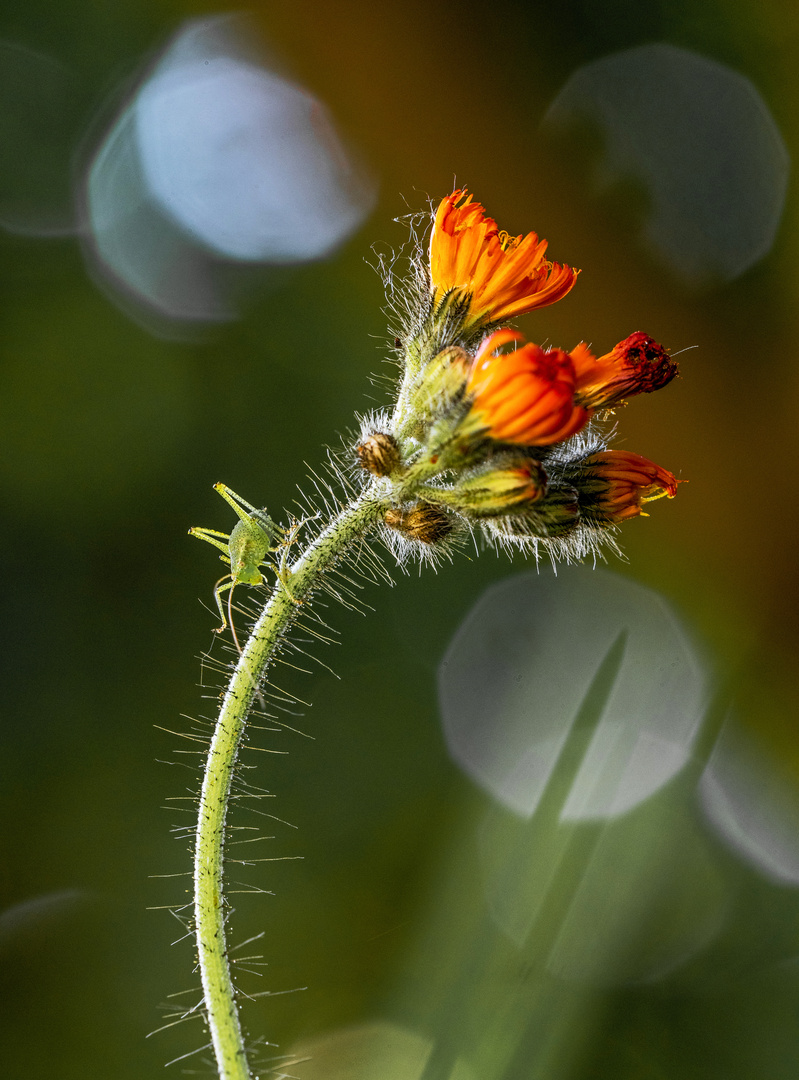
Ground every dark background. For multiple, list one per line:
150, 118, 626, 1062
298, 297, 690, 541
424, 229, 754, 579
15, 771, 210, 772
2, 0, 799, 1077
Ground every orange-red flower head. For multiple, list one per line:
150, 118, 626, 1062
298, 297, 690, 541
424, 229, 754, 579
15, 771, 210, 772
571, 332, 678, 410
465, 329, 589, 446
577, 450, 680, 522
429, 190, 579, 331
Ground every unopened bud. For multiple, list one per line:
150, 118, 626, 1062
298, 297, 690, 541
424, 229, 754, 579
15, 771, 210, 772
384, 502, 453, 544
571, 333, 677, 410
407, 346, 471, 420
356, 432, 401, 477
431, 458, 547, 518
526, 486, 581, 537
485, 485, 580, 540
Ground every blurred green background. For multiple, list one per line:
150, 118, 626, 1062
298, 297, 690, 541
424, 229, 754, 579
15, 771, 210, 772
2, 0, 799, 1077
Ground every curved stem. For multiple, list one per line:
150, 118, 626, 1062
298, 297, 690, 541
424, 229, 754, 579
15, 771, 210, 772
193, 483, 389, 1080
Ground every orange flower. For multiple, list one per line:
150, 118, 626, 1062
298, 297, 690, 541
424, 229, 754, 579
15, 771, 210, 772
571, 332, 678, 410
430, 190, 579, 330
465, 329, 589, 446
578, 451, 680, 522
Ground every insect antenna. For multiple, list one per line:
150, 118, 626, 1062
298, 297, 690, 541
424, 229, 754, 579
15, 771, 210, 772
228, 583, 242, 655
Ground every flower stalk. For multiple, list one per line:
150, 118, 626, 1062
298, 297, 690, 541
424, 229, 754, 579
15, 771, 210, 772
194, 485, 389, 1079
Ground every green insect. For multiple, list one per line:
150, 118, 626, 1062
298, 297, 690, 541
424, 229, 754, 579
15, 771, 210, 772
190, 483, 300, 647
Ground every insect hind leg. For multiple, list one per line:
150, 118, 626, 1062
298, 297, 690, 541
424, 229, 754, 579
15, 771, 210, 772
214, 483, 279, 538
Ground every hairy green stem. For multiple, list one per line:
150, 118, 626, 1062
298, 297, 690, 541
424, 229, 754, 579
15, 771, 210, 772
194, 483, 389, 1080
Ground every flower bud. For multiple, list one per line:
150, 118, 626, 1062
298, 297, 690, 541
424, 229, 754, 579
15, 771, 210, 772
419, 345, 471, 407
394, 345, 471, 445
384, 502, 453, 544
356, 432, 401, 477
432, 458, 547, 518
571, 333, 677, 410
571, 450, 680, 523
525, 485, 581, 537
485, 485, 580, 540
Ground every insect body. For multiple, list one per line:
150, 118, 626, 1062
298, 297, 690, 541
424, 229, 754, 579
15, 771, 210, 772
190, 483, 299, 642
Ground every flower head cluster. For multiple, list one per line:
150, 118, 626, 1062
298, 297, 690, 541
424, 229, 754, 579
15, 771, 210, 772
360, 189, 682, 563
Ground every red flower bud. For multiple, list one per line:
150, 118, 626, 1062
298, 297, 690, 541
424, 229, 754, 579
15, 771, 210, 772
571, 332, 678, 410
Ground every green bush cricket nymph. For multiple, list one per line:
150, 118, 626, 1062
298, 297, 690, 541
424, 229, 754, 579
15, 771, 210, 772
190, 483, 301, 651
